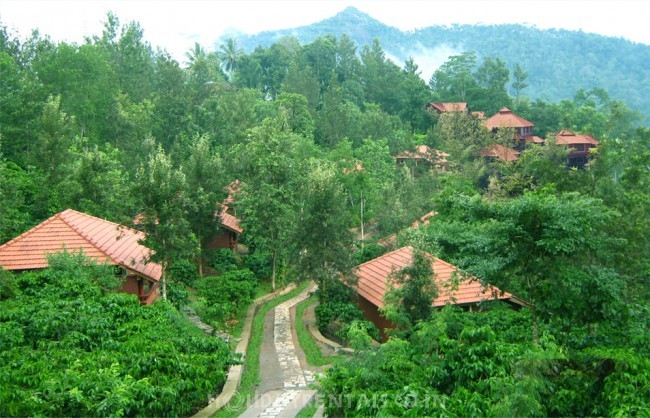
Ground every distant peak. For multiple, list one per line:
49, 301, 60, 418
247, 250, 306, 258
332, 6, 378, 21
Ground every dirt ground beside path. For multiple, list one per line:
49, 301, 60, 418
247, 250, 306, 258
257, 308, 284, 395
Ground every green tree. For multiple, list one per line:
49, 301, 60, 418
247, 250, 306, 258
133, 143, 196, 299
294, 160, 355, 293
511, 63, 529, 109
182, 134, 224, 277
217, 37, 244, 77
382, 248, 438, 330
429, 51, 477, 102
234, 118, 306, 290
424, 190, 626, 344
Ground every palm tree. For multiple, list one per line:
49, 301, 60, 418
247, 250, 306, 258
217, 37, 244, 76
185, 42, 207, 67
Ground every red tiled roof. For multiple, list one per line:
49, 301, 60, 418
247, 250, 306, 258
395, 145, 449, 165
216, 203, 243, 234
0, 209, 161, 282
427, 102, 468, 113
411, 211, 438, 228
354, 246, 526, 308
555, 130, 600, 146
472, 111, 486, 119
525, 135, 545, 144
478, 144, 521, 162
485, 107, 534, 130
224, 180, 243, 205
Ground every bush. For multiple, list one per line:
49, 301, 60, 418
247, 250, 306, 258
208, 248, 240, 272
195, 269, 258, 324
166, 281, 189, 310
353, 243, 387, 265
315, 280, 374, 342
243, 250, 273, 279
168, 259, 198, 286
0, 268, 18, 301
0, 252, 232, 417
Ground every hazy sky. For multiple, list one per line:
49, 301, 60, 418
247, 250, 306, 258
2, 0, 649, 64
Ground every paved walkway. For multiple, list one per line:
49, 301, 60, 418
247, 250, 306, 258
240, 283, 318, 418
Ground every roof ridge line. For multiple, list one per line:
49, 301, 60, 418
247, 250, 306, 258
58, 209, 123, 267
355, 245, 414, 269
0, 211, 61, 251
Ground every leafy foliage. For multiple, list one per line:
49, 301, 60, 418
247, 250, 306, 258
194, 269, 258, 325
0, 252, 231, 417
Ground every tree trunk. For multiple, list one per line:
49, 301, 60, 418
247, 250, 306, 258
271, 253, 277, 291
161, 262, 168, 301
360, 192, 365, 250
532, 309, 539, 348
198, 242, 204, 278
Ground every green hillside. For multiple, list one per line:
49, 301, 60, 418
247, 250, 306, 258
231, 7, 650, 120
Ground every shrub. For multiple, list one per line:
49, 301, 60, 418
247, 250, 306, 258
166, 281, 189, 310
243, 250, 273, 279
208, 248, 240, 272
195, 269, 258, 324
0, 268, 18, 301
168, 259, 198, 286
0, 252, 232, 416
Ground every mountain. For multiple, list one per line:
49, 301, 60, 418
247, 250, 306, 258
222, 7, 650, 122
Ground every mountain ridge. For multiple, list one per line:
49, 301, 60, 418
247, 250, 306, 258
219, 7, 650, 121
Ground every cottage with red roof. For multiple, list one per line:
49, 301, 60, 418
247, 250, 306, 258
352, 246, 527, 339
555, 130, 600, 168
478, 143, 521, 162
395, 145, 449, 176
425, 102, 470, 114
209, 202, 243, 251
484, 107, 544, 148
0, 209, 161, 304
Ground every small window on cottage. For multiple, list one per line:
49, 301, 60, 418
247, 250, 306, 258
573, 144, 586, 152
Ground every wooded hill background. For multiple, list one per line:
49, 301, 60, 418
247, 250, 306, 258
231, 7, 650, 121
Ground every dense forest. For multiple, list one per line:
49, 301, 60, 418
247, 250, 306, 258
235, 7, 650, 121
1, 11, 649, 416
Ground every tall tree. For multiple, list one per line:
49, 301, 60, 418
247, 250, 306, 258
133, 143, 196, 300
217, 37, 244, 77
294, 160, 355, 293
233, 118, 305, 290
182, 134, 224, 277
429, 51, 478, 102
511, 63, 529, 109
382, 248, 438, 330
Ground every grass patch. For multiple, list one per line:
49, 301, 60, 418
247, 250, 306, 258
296, 402, 318, 418
214, 281, 311, 418
255, 279, 274, 299
295, 296, 341, 367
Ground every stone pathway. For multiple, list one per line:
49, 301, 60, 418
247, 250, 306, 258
182, 305, 230, 340
241, 283, 318, 418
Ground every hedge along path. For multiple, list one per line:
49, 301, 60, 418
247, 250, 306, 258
192, 283, 298, 418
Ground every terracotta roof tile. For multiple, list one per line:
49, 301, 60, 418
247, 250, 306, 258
555, 130, 600, 145
0, 209, 161, 282
478, 144, 521, 162
485, 107, 534, 130
353, 246, 526, 308
395, 145, 449, 166
525, 135, 545, 144
216, 203, 243, 234
427, 102, 468, 113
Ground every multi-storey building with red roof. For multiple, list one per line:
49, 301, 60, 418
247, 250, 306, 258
555, 130, 600, 168
484, 107, 544, 149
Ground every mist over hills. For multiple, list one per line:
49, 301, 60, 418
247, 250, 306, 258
224, 7, 650, 121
